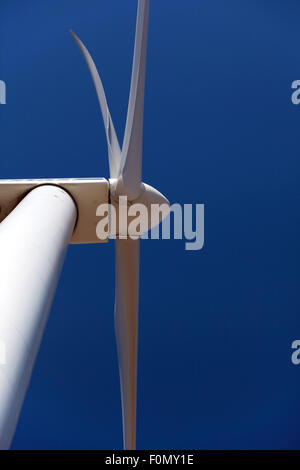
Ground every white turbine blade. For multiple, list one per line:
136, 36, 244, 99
114, 238, 140, 450
121, 0, 150, 199
70, 30, 122, 178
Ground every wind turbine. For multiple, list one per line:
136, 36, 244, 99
0, 0, 169, 450
71, 0, 170, 450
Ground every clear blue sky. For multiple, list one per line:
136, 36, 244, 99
1, 0, 300, 449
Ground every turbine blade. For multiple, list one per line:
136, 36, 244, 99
70, 30, 122, 178
114, 238, 140, 450
121, 0, 150, 199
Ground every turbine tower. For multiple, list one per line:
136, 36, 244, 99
0, 0, 168, 450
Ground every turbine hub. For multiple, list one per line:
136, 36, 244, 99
109, 178, 170, 237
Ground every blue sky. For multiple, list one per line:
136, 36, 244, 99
1, 0, 300, 449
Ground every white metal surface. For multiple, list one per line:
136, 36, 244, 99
0, 185, 77, 449
71, 0, 149, 201
71, 0, 169, 449
0, 178, 109, 244
70, 31, 122, 180
114, 238, 140, 450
